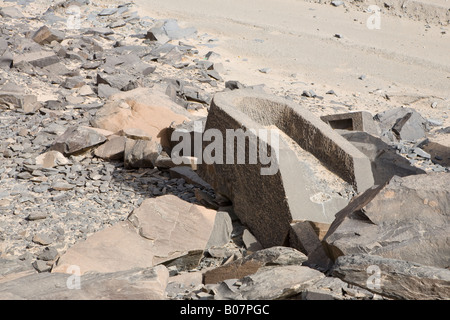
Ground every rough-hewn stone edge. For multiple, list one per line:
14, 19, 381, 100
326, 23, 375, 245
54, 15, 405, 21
210, 90, 374, 192
331, 254, 450, 300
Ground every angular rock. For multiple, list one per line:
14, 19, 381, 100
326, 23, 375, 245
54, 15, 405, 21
0, 38, 13, 70
146, 19, 196, 44
203, 246, 307, 285
97, 83, 120, 99
207, 70, 222, 81
0, 7, 24, 18
166, 272, 203, 297
37, 247, 59, 261
78, 85, 94, 96
52, 195, 216, 274
340, 131, 426, 185
242, 229, 263, 253
146, 27, 170, 44
0, 258, 35, 282
32, 233, 53, 246
167, 117, 206, 156
14, 51, 60, 68
323, 173, 450, 269
0, 266, 169, 300
0, 92, 40, 114
331, 1, 345, 7
289, 221, 328, 256
90, 87, 193, 149
32, 260, 52, 273
183, 86, 211, 105
94, 136, 126, 160
205, 209, 233, 249
32, 26, 64, 45
118, 128, 152, 140
332, 254, 450, 300
300, 276, 348, 300
98, 8, 118, 16
27, 212, 48, 221
160, 46, 184, 65
61, 76, 86, 90
197, 89, 373, 248
109, 19, 126, 29
42, 62, 71, 76
218, 265, 324, 300
375, 107, 428, 142
124, 138, 161, 168
84, 27, 114, 36
225, 80, 246, 90
96, 72, 134, 91
51, 181, 74, 191
50, 126, 107, 156
420, 140, 450, 167
130, 195, 217, 265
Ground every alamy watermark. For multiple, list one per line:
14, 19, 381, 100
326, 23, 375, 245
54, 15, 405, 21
170, 121, 280, 176
366, 5, 381, 30
66, 5, 81, 30
66, 265, 81, 290
366, 265, 381, 290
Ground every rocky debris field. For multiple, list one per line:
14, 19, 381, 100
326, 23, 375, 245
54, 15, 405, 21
0, 0, 449, 300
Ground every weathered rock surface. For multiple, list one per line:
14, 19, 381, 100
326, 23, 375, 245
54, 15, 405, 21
375, 107, 428, 142
203, 246, 307, 284
0, 91, 40, 114
0, 0, 447, 302
146, 19, 197, 44
205, 208, 233, 249
14, 51, 60, 68
321, 111, 380, 136
124, 138, 161, 168
299, 276, 351, 300
323, 173, 450, 269
32, 26, 64, 45
52, 195, 216, 274
215, 265, 325, 300
0, 258, 35, 283
332, 254, 450, 300
93, 136, 127, 160
0, 7, 24, 19
50, 126, 107, 156
35, 150, 68, 168
0, 265, 169, 300
90, 87, 194, 148
340, 131, 426, 185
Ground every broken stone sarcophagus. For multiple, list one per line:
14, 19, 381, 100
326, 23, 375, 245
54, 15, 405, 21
195, 90, 374, 248
320, 111, 380, 137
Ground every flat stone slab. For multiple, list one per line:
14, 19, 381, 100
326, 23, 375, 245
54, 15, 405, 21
13, 50, 60, 68
203, 246, 307, 284
91, 87, 195, 149
339, 131, 426, 185
197, 89, 374, 248
215, 265, 325, 300
52, 195, 217, 275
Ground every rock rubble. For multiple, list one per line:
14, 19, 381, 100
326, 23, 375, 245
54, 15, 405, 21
0, 0, 448, 301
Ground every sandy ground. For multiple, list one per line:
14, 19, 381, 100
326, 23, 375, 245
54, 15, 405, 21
2, 0, 449, 144
134, 0, 450, 145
